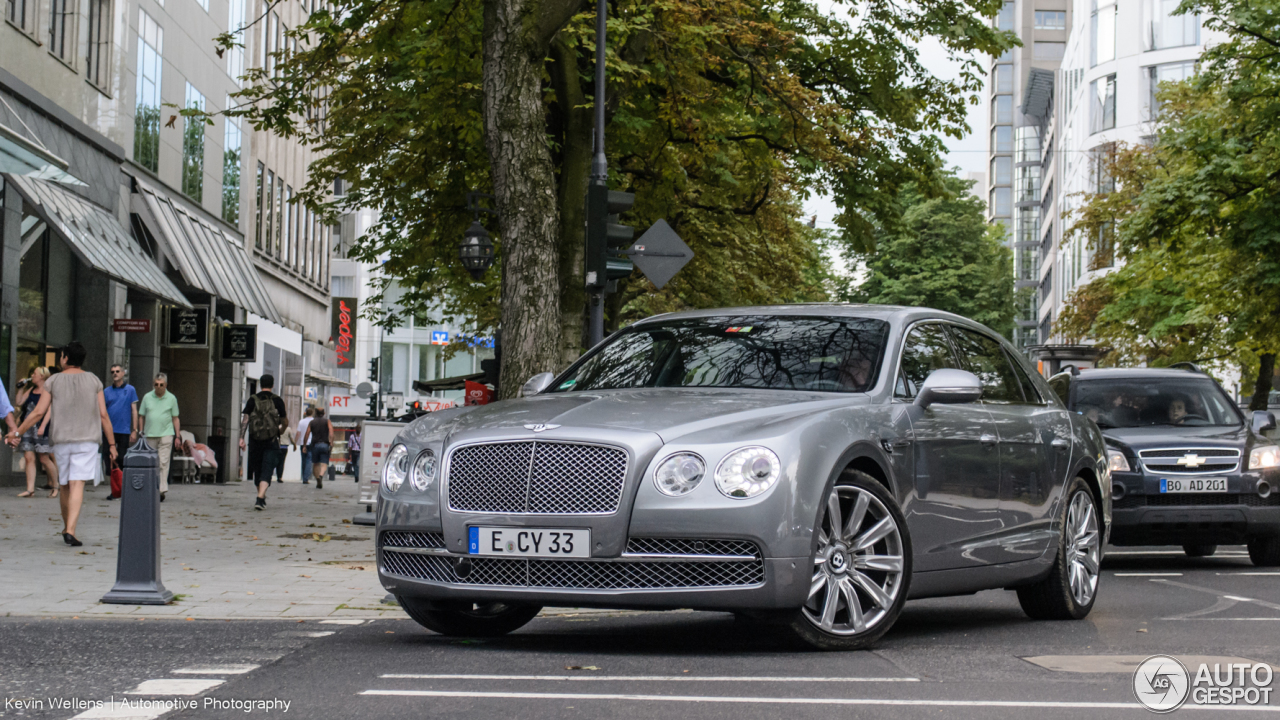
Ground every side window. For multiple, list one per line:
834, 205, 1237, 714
949, 326, 1025, 403
895, 324, 961, 399
1006, 350, 1046, 404
1047, 375, 1071, 406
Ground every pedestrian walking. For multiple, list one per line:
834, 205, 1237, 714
347, 426, 361, 481
240, 374, 287, 510
276, 422, 298, 484
6, 342, 117, 547
301, 407, 333, 489
296, 407, 313, 484
139, 373, 181, 502
102, 364, 139, 498
15, 368, 58, 498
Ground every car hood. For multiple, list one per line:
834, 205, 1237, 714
1101, 424, 1251, 453
400, 388, 870, 444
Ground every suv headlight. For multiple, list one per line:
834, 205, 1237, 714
411, 451, 437, 492
1250, 445, 1280, 470
654, 452, 705, 497
715, 446, 781, 499
1106, 448, 1130, 473
383, 444, 409, 492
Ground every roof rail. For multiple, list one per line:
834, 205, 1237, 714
1169, 362, 1203, 373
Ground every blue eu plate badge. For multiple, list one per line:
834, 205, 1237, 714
468, 526, 480, 554
1160, 478, 1168, 493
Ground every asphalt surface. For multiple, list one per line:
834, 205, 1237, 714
4, 547, 1280, 719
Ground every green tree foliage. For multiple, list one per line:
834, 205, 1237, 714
220, 0, 1015, 392
1057, 0, 1280, 405
842, 173, 1016, 336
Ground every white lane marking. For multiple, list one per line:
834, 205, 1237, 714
125, 678, 225, 695
1218, 573, 1280, 576
1225, 596, 1256, 602
300, 631, 335, 637
72, 704, 168, 719
379, 674, 919, 683
360, 689, 1280, 711
1166, 618, 1280, 621
1114, 572, 1182, 576
320, 619, 367, 625
171, 664, 259, 675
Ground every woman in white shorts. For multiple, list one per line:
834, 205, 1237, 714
8, 342, 117, 547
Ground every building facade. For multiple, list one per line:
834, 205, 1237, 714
1, 0, 335, 483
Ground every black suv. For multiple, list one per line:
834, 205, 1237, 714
1048, 367, 1280, 566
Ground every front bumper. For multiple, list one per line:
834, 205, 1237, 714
1109, 469, 1280, 544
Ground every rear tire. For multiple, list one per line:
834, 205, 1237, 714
1247, 536, 1280, 567
1182, 544, 1217, 558
783, 470, 911, 651
1018, 477, 1101, 620
398, 597, 542, 637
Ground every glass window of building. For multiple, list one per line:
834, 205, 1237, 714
995, 64, 1013, 94
993, 95, 1013, 125
48, 0, 76, 64
6, 0, 34, 33
1090, 74, 1117, 133
274, 179, 284, 259
227, 0, 245, 81
1034, 10, 1066, 30
85, 0, 112, 90
1034, 42, 1066, 60
283, 185, 294, 267
264, 169, 275, 256
1148, 0, 1198, 49
990, 187, 1012, 217
991, 125, 1013, 153
223, 111, 242, 225
996, 1, 1014, 31
1091, 0, 1116, 66
991, 156, 1013, 186
254, 163, 265, 248
1146, 61, 1196, 119
182, 84, 206, 202
134, 10, 163, 172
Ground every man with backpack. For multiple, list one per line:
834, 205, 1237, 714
239, 374, 288, 510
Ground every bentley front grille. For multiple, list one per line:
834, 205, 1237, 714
446, 441, 628, 515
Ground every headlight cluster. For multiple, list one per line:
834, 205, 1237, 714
653, 446, 782, 499
1250, 445, 1280, 470
1106, 448, 1130, 473
383, 444, 438, 492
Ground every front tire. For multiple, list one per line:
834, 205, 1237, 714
1247, 536, 1280, 567
1018, 477, 1101, 620
784, 471, 911, 650
398, 597, 542, 637
1183, 544, 1217, 558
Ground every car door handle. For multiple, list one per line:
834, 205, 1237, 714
1051, 439, 1069, 453
980, 434, 997, 447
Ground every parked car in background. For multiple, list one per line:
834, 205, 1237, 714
375, 305, 1109, 649
1049, 366, 1280, 566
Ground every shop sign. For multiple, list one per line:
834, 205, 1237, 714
166, 307, 209, 348
113, 319, 151, 333
431, 330, 449, 345
464, 380, 492, 406
331, 297, 357, 367
220, 324, 257, 362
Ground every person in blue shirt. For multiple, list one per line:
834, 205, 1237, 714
102, 364, 139, 498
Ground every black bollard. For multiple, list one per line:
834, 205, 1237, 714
101, 438, 174, 605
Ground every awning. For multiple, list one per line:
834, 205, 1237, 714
4, 173, 190, 307
413, 372, 486, 393
131, 176, 283, 325
305, 370, 352, 389
0, 121, 85, 186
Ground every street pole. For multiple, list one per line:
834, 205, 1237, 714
588, 0, 607, 349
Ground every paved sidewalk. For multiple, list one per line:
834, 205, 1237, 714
0, 476, 401, 620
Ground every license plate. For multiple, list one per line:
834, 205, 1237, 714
1160, 477, 1228, 494
467, 526, 591, 558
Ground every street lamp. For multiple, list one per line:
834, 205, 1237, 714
460, 191, 497, 281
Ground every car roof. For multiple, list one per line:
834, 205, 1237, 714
1070, 368, 1213, 380
632, 303, 980, 328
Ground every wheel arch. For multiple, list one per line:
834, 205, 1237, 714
1072, 462, 1108, 536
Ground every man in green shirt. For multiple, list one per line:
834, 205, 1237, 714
139, 373, 180, 500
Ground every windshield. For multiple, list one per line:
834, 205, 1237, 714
549, 316, 890, 394
1071, 377, 1243, 428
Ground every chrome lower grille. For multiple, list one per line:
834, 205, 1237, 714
446, 441, 628, 515
380, 531, 446, 549
624, 537, 761, 558
380, 551, 765, 590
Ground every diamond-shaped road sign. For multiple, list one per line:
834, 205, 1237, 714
624, 219, 693, 290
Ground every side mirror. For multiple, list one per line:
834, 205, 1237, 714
1254, 410, 1278, 436
916, 368, 984, 409
518, 372, 555, 398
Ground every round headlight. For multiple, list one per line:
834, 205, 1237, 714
411, 451, 437, 492
654, 452, 705, 497
383, 444, 409, 492
715, 446, 781, 499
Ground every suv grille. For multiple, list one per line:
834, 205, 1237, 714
447, 441, 628, 515
380, 553, 765, 590
1139, 448, 1241, 474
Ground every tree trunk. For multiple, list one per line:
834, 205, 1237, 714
482, 0, 578, 398
1250, 353, 1276, 411
549, 36, 591, 368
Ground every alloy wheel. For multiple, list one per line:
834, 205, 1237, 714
1065, 490, 1100, 606
803, 484, 906, 636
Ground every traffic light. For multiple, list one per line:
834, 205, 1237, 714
367, 357, 381, 419
585, 184, 635, 290
368, 357, 380, 383
366, 397, 379, 419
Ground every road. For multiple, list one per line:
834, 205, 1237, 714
4, 548, 1280, 719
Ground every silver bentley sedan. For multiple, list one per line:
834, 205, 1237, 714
376, 305, 1110, 649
